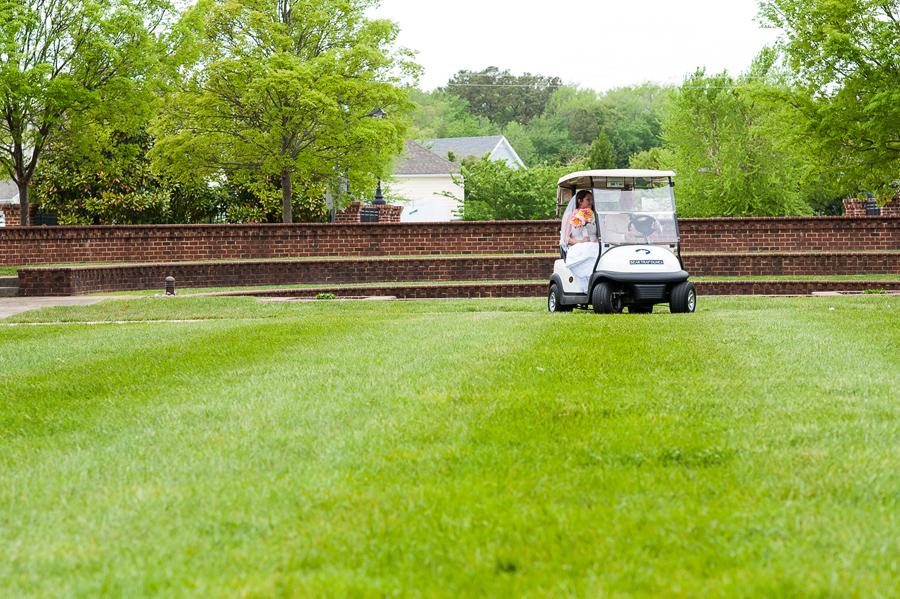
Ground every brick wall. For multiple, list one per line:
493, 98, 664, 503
18, 256, 558, 296
17, 251, 900, 296
684, 252, 900, 277
2, 216, 900, 269
0, 220, 557, 267
679, 216, 900, 252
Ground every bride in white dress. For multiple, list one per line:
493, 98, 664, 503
560, 190, 600, 293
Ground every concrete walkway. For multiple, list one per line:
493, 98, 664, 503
0, 296, 129, 319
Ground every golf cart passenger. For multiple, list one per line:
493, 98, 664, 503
560, 190, 600, 293
605, 186, 661, 242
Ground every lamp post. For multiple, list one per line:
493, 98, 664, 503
367, 107, 387, 205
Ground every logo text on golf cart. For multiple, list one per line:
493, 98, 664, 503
630, 259, 664, 265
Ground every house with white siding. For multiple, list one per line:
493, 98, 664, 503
390, 140, 463, 222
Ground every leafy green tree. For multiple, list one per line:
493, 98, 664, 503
496, 84, 668, 168
663, 69, 811, 217
548, 87, 607, 146
745, 48, 851, 215
0, 0, 172, 226
628, 146, 674, 171
407, 89, 497, 140
33, 126, 255, 224
453, 156, 578, 220
521, 115, 578, 166
501, 121, 535, 167
758, 0, 900, 197
445, 67, 561, 127
151, 0, 418, 223
513, 86, 606, 165
34, 129, 172, 224
224, 173, 329, 223
587, 129, 615, 169
34, 124, 332, 224
599, 83, 669, 168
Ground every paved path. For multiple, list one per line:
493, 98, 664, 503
0, 297, 129, 319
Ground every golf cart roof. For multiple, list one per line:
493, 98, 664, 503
558, 169, 676, 188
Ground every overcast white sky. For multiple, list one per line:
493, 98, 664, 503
370, 0, 782, 92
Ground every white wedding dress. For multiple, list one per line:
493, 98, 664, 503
560, 198, 600, 293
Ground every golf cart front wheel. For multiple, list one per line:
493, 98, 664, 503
548, 284, 573, 312
670, 281, 697, 313
592, 282, 623, 314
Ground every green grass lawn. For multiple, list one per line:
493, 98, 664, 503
2, 296, 900, 597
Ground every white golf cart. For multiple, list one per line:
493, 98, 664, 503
548, 169, 696, 314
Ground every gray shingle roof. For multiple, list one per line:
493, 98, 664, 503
427, 136, 504, 162
394, 140, 460, 176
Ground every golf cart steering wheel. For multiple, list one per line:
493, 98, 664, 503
629, 215, 658, 238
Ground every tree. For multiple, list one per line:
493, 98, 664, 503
453, 156, 577, 220
599, 83, 669, 168
498, 84, 668, 168
33, 126, 237, 224
510, 86, 606, 165
663, 68, 811, 217
407, 89, 497, 140
445, 67, 561, 127
587, 129, 615, 169
151, 0, 418, 223
628, 146, 674, 171
501, 121, 535, 167
758, 0, 900, 197
0, 0, 172, 226
34, 128, 172, 224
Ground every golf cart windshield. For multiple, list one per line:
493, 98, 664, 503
594, 184, 677, 246
557, 171, 679, 251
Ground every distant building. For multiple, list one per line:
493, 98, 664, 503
427, 135, 525, 169
0, 180, 17, 226
390, 141, 462, 222
0, 180, 17, 203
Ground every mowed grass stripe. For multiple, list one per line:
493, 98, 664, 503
1, 297, 899, 597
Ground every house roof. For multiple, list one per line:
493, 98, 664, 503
394, 140, 460, 176
427, 135, 525, 168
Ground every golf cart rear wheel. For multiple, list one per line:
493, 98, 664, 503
548, 284, 573, 312
670, 281, 697, 313
592, 282, 623, 314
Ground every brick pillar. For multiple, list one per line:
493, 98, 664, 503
0, 203, 23, 226
335, 202, 363, 223
336, 202, 404, 223
843, 197, 900, 217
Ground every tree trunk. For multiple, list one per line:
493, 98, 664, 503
17, 180, 30, 227
281, 169, 292, 223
